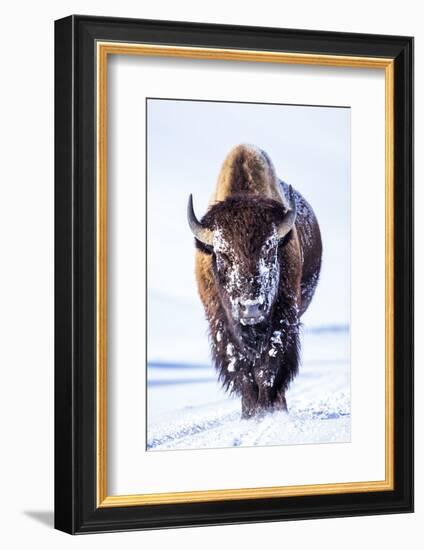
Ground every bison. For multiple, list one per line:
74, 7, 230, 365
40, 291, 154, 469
187, 144, 322, 418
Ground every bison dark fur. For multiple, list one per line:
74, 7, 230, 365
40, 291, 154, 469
188, 144, 322, 418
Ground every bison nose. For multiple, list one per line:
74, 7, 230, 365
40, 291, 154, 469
238, 300, 265, 326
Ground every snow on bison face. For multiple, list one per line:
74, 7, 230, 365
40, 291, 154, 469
212, 225, 280, 327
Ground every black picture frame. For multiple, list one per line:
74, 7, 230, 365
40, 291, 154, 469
55, 14, 414, 534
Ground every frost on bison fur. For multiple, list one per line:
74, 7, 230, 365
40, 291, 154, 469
187, 144, 322, 418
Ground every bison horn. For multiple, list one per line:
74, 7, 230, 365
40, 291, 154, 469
277, 185, 297, 239
187, 194, 214, 247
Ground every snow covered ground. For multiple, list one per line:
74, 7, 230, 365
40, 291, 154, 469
147, 327, 350, 451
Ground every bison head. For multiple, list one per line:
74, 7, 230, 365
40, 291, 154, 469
188, 189, 297, 348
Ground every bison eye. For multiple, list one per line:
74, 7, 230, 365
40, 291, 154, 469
217, 252, 231, 266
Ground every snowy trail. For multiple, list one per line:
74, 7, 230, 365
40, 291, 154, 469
147, 329, 350, 451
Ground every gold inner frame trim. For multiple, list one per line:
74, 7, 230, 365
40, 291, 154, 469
96, 41, 395, 508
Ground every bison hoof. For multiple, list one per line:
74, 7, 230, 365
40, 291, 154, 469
241, 402, 288, 419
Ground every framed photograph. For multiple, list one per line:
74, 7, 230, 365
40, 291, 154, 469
54, 15, 413, 534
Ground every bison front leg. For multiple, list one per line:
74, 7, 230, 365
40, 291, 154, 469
253, 367, 275, 414
253, 367, 288, 414
240, 376, 258, 419
273, 389, 288, 412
